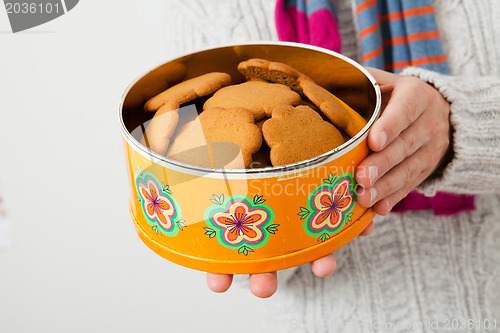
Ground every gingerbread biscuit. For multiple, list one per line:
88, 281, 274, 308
238, 59, 367, 137
262, 105, 345, 166
166, 118, 246, 168
141, 109, 179, 157
255, 118, 267, 131
141, 72, 232, 156
250, 119, 271, 169
165, 118, 212, 167
167, 107, 262, 169
238, 58, 311, 94
298, 98, 321, 113
123, 61, 186, 110
300, 79, 367, 137
203, 80, 301, 120
144, 72, 231, 112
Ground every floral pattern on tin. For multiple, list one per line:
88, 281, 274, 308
135, 169, 185, 236
298, 172, 355, 242
204, 194, 278, 256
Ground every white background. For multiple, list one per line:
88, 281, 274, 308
0, 1, 276, 332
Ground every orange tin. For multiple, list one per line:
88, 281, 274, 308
120, 42, 381, 274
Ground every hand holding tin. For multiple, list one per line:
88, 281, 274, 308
355, 68, 452, 215
206, 221, 375, 298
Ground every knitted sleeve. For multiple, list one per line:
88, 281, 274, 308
164, 0, 277, 57
402, 67, 500, 196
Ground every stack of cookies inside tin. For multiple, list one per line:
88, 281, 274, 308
140, 58, 367, 169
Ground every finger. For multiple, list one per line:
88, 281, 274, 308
358, 154, 422, 209
310, 253, 336, 277
359, 221, 375, 236
206, 273, 233, 293
372, 198, 391, 216
379, 85, 393, 111
249, 272, 278, 298
355, 185, 372, 209
373, 157, 436, 216
373, 179, 423, 216
365, 66, 399, 85
361, 147, 436, 212
356, 113, 430, 188
368, 77, 430, 152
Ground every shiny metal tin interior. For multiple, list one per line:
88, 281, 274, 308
119, 42, 381, 178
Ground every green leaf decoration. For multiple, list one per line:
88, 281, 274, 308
136, 165, 143, 176
253, 194, 266, 205
204, 227, 216, 239
318, 233, 330, 242
161, 182, 172, 194
266, 224, 280, 234
238, 246, 254, 256
324, 172, 337, 185
298, 207, 311, 220
176, 219, 187, 231
330, 173, 337, 183
136, 195, 142, 203
347, 212, 354, 223
152, 225, 161, 235
210, 194, 225, 205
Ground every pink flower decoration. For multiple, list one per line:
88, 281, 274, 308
137, 177, 176, 232
211, 201, 269, 246
310, 178, 353, 232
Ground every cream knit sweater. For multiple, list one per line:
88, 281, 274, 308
166, 1, 500, 332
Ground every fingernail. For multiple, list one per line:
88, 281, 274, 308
370, 187, 377, 205
380, 130, 388, 149
368, 166, 378, 185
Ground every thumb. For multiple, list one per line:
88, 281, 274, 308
365, 66, 400, 85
